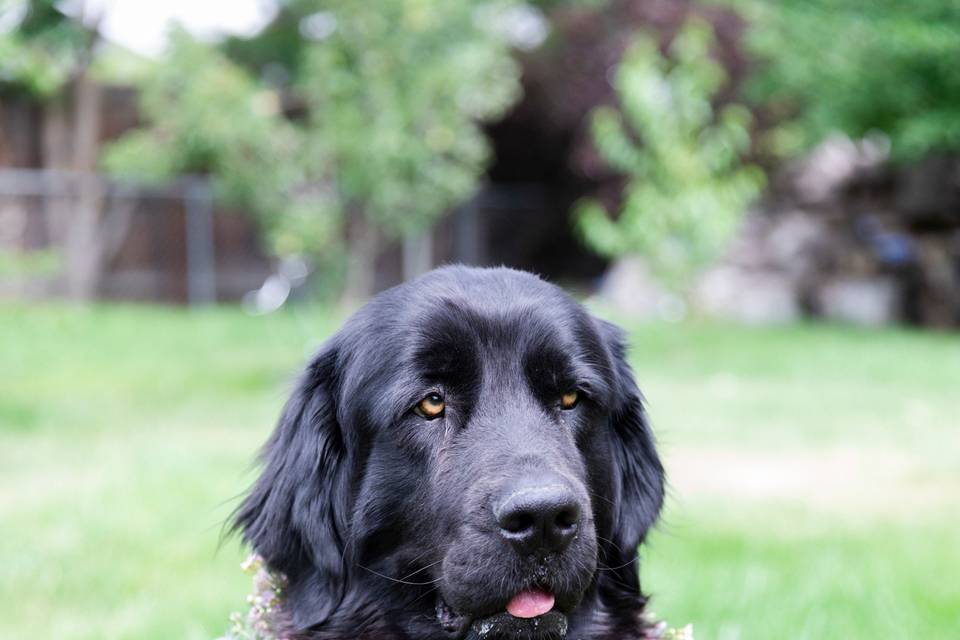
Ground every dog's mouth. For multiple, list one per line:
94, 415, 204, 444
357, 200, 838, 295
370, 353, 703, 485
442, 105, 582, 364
437, 589, 569, 640
504, 588, 555, 618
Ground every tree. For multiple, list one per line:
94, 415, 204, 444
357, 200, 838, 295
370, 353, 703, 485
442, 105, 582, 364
576, 20, 764, 290
729, 0, 960, 160
0, 0, 90, 98
109, 0, 525, 303
0, 0, 131, 300
101, 29, 337, 264
293, 0, 522, 301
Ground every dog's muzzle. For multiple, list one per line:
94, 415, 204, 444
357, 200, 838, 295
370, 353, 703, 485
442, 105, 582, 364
467, 611, 569, 640
437, 596, 569, 640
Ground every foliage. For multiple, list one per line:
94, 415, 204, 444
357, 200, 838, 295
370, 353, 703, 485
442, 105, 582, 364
218, 556, 288, 640
101, 29, 340, 259
0, 0, 92, 97
730, 0, 960, 160
0, 247, 59, 277
218, 553, 693, 640
576, 20, 764, 290
106, 1, 524, 275
295, 0, 522, 236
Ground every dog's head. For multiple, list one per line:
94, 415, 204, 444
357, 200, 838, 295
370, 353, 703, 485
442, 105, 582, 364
233, 266, 664, 639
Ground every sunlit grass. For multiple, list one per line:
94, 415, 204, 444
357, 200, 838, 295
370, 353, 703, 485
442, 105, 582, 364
2, 304, 337, 640
624, 320, 960, 638
2, 305, 957, 639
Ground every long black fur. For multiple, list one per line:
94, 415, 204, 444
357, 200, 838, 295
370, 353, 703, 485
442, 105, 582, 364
232, 266, 665, 640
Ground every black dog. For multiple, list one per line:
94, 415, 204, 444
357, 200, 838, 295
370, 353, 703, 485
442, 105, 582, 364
232, 266, 665, 640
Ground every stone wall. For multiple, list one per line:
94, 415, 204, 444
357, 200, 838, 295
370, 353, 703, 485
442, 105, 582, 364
696, 135, 960, 327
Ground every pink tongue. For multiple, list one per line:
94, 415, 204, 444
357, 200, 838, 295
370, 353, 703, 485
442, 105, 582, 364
506, 589, 555, 619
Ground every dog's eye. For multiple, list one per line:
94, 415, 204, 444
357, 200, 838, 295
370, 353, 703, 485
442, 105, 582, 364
414, 393, 445, 419
560, 390, 579, 410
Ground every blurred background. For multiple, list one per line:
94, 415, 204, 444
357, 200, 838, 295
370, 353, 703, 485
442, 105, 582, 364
1, 0, 958, 638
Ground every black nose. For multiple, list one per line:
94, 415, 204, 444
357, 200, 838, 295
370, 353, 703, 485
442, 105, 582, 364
495, 481, 582, 555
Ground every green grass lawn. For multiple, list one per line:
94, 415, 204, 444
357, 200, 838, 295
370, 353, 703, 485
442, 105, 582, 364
2, 304, 958, 639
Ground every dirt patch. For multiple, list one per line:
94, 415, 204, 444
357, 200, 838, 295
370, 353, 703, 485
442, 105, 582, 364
664, 445, 960, 517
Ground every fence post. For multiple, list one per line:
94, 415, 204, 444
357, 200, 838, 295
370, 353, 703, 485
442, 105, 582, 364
184, 178, 216, 306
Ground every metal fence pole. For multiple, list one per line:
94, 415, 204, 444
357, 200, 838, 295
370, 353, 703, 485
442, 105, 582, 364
184, 178, 216, 306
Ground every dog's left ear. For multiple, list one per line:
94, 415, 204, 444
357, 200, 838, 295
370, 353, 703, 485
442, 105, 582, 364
230, 343, 351, 630
595, 319, 665, 607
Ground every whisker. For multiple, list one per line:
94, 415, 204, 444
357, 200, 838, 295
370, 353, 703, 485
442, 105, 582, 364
400, 548, 435, 570
398, 560, 443, 582
407, 584, 441, 608
595, 534, 626, 554
595, 556, 638, 572
587, 490, 616, 508
357, 564, 444, 586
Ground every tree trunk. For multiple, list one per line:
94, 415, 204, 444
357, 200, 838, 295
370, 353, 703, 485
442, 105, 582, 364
63, 72, 106, 301
402, 227, 433, 282
340, 208, 379, 307
41, 98, 72, 251
38, 0, 117, 302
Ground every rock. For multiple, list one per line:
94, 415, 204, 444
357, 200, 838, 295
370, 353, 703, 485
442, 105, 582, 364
817, 277, 901, 326
594, 256, 685, 320
786, 132, 889, 203
695, 266, 800, 325
765, 212, 829, 278
690, 210, 830, 325
895, 155, 960, 224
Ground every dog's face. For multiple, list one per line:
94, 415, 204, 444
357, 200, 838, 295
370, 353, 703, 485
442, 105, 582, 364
234, 267, 664, 640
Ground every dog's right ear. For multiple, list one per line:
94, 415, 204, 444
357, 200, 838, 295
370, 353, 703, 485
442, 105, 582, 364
591, 318, 665, 616
231, 344, 350, 629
